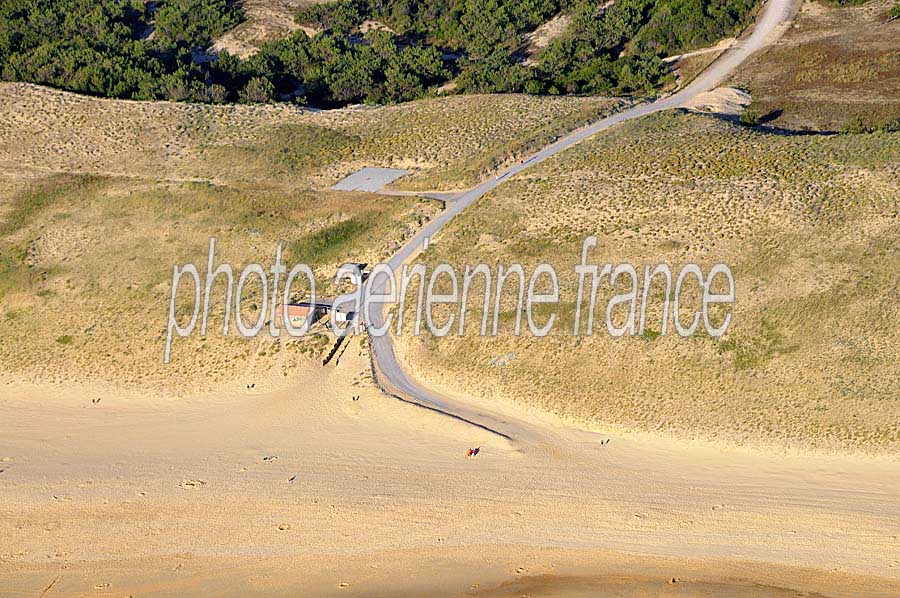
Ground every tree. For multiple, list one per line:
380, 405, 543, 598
296, 0, 366, 36
457, 49, 529, 93
154, 0, 244, 50
326, 46, 380, 103
239, 77, 275, 103
0, 0, 763, 108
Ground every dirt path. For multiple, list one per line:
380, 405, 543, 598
662, 38, 736, 63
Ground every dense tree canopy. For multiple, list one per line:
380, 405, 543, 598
155, 0, 244, 48
0, 0, 759, 106
0, 0, 240, 101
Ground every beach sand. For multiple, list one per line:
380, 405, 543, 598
1, 342, 899, 596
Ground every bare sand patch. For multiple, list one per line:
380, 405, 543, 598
682, 86, 752, 116
211, 0, 325, 58
2, 343, 899, 596
521, 13, 572, 66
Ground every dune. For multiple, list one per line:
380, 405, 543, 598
2, 341, 899, 596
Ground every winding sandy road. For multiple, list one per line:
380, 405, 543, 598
367, 0, 799, 440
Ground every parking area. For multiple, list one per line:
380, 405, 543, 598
331, 167, 410, 192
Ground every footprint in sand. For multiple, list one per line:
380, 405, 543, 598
178, 479, 207, 489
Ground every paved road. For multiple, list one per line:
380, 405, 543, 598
364, 0, 798, 439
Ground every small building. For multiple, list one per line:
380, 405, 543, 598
279, 302, 326, 329
331, 308, 356, 324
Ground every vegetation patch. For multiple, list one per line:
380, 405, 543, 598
717, 319, 799, 369
288, 217, 369, 264
398, 111, 900, 451
0, 83, 621, 191
0, 0, 758, 107
732, 0, 900, 131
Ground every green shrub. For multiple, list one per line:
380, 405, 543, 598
739, 109, 760, 127
154, 0, 245, 49
876, 117, 900, 132
296, 0, 366, 36
535, 0, 755, 94
890, 4, 900, 20
842, 115, 871, 134
239, 77, 275, 103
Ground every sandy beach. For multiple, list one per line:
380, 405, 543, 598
2, 344, 899, 596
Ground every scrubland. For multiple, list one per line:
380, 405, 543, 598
0, 83, 621, 190
398, 111, 900, 451
732, 0, 900, 131
0, 83, 619, 391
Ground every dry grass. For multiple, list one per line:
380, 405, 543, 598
397, 111, 900, 452
0, 83, 622, 191
731, 0, 900, 131
0, 83, 622, 392
334, 94, 626, 191
0, 174, 434, 393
